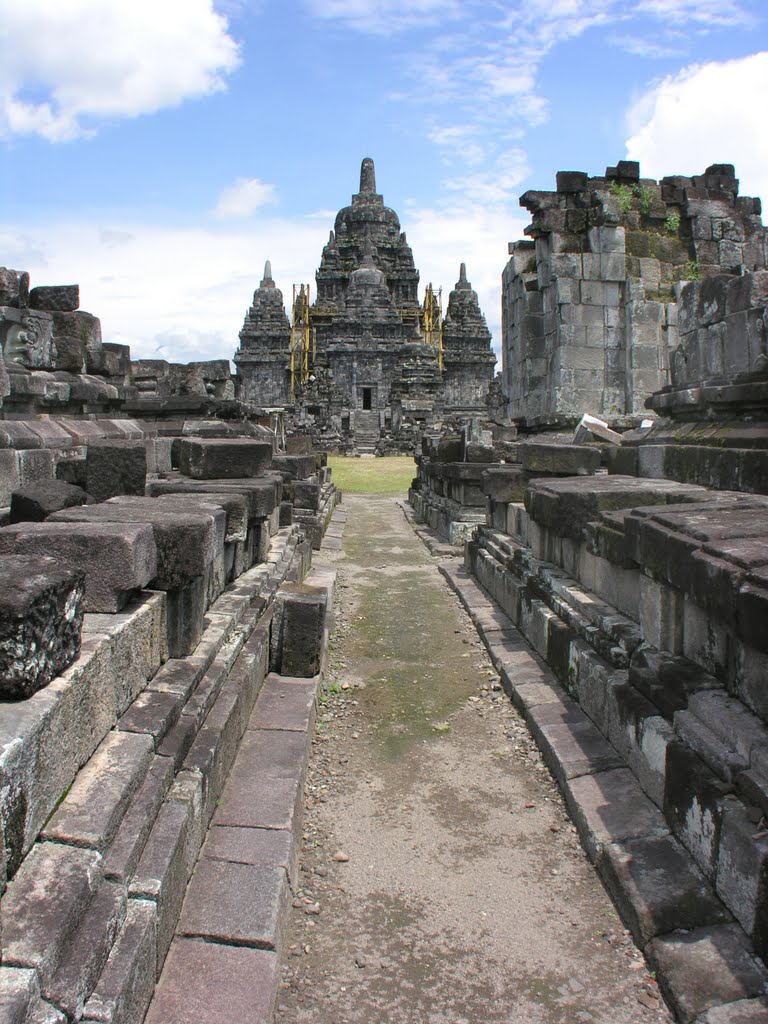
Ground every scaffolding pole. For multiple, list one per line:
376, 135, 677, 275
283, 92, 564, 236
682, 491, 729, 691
290, 283, 312, 397
423, 284, 443, 370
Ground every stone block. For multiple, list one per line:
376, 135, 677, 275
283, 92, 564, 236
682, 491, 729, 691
9, 481, 86, 523
0, 449, 20, 505
42, 730, 154, 851
45, 880, 127, 1020
144, 939, 279, 1024
18, 448, 55, 486
177, 857, 289, 950
696, 999, 768, 1023
716, 800, 768, 936
143, 485, 247, 542
2, 843, 102, 985
519, 442, 600, 476
0, 554, 85, 699
130, 778, 203, 970
179, 439, 272, 480
563, 768, 669, 862
80, 898, 158, 1024
599, 834, 731, 945
49, 504, 214, 590
270, 454, 315, 480
647, 924, 768, 1024
203, 825, 295, 880
270, 583, 327, 678
293, 480, 320, 511
102, 759, 174, 884
10, 522, 157, 613
526, 701, 624, 784
0, 966, 44, 1023
28, 285, 79, 312
86, 440, 146, 502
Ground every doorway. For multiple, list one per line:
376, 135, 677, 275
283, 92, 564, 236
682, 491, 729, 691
362, 387, 373, 410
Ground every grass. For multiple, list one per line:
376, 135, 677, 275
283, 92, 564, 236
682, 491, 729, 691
328, 455, 416, 495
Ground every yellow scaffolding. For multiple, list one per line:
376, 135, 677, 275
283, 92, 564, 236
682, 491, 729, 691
290, 284, 312, 397
423, 284, 443, 370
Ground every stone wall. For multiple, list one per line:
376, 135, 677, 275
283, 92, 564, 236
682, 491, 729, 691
0, 425, 340, 1021
502, 161, 768, 428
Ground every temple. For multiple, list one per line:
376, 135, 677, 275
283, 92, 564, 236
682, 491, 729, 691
235, 158, 496, 453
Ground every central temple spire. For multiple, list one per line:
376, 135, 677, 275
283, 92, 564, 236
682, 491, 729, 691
359, 157, 376, 194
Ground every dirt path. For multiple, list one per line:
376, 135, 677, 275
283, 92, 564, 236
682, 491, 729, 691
275, 495, 672, 1024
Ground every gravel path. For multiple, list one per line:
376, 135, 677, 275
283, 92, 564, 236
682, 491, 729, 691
275, 494, 673, 1024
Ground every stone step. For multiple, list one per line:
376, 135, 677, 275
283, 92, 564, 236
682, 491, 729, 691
2, 844, 103, 987
41, 731, 154, 851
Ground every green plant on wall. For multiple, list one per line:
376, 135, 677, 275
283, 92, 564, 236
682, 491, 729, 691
633, 184, 656, 215
664, 211, 681, 236
610, 180, 633, 214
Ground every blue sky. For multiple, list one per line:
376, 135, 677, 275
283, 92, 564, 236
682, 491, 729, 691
2, 0, 767, 366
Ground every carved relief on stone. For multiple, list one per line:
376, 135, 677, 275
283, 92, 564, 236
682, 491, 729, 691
0, 308, 55, 369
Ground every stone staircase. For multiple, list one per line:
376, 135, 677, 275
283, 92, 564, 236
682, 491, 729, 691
352, 410, 380, 456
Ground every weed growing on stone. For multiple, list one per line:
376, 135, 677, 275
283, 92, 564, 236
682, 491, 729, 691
634, 183, 656, 215
664, 211, 681, 235
610, 180, 633, 214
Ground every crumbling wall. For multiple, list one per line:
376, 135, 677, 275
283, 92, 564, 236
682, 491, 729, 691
503, 161, 768, 428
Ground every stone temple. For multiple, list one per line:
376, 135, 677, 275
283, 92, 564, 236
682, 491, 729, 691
235, 158, 496, 452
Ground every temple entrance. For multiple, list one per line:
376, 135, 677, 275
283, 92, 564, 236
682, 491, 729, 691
361, 387, 373, 410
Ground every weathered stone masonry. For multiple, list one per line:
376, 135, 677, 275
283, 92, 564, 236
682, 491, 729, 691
502, 161, 767, 428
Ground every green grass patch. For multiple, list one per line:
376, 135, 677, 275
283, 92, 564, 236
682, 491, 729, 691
328, 455, 415, 495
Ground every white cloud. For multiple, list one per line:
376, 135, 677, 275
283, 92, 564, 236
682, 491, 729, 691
626, 51, 768, 209
1, 217, 329, 363
213, 178, 278, 218
635, 0, 753, 28
301, 0, 462, 34
0, 0, 240, 141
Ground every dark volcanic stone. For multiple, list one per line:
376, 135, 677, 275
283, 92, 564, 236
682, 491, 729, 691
0, 554, 85, 699
10, 480, 87, 523
86, 439, 147, 502
28, 285, 79, 312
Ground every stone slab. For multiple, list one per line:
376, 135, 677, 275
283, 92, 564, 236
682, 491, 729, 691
42, 730, 154, 851
118, 688, 187, 743
563, 768, 669, 861
249, 673, 317, 732
203, 825, 294, 878
599, 834, 731, 945
647, 923, 768, 1024
519, 442, 601, 475
177, 857, 289, 950
213, 729, 307, 832
144, 939, 278, 1024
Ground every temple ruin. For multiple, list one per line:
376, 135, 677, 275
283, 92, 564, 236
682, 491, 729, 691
235, 158, 496, 453
0, 157, 767, 1021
